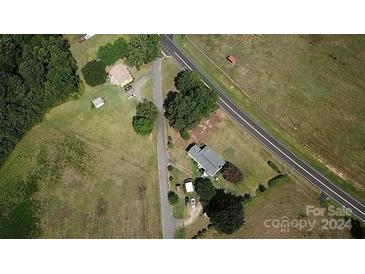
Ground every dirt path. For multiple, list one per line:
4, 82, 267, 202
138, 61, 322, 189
183, 203, 203, 226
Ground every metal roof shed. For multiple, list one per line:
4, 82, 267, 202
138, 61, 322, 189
92, 97, 105, 109
185, 181, 194, 193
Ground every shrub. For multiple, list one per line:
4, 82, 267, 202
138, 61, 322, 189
267, 174, 288, 188
81, 60, 107, 87
207, 223, 214, 229
169, 176, 174, 182
167, 165, 173, 171
197, 230, 202, 236
167, 136, 173, 148
220, 161, 243, 183
180, 130, 190, 140
258, 184, 266, 193
168, 191, 179, 205
268, 160, 281, 174
97, 37, 129, 65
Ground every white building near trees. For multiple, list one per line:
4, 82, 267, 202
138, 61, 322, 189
91, 97, 105, 109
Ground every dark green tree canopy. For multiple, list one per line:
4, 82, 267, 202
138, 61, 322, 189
174, 70, 203, 94
164, 70, 218, 132
132, 116, 154, 136
126, 35, 160, 69
135, 100, 158, 119
97, 37, 129, 66
168, 191, 179, 205
205, 189, 245, 234
81, 60, 107, 87
350, 218, 365, 239
0, 35, 80, 165
194, 177, 216, 205
132, 100, 158, 135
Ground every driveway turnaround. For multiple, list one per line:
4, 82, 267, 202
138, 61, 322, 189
160, 34, 365, 222
152, 58, 181, 238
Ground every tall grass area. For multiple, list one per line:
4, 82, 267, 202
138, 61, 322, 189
174, 35, 365, 203
0, 35, 161, 238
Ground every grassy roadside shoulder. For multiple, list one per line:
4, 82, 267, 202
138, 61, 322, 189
173, 35, 365, 204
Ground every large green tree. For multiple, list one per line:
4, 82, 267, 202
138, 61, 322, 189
174, 70, 203, 94
81, 60, 107, 87
97, 37, 129, 66
126, 34, 160, 69
132, 100, 158, 135
194, 177, 216, 205
205, 189, 245, 234
164, 70, 218, 131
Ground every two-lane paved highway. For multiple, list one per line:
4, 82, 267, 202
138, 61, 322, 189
160, 34, 365, 222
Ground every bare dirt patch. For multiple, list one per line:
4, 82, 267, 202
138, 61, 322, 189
183, 203, 203, 226
190, 110, 222, 143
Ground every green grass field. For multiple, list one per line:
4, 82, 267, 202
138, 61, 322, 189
186, 178, 351, 239
161, 52, 354, 240
0, 35, 161, 238
174, 35, 365, 202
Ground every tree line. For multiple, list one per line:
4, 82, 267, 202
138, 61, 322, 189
82, 35, 160, 87
0, 34, 81, 165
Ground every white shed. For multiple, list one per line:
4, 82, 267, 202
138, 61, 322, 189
185, 181, 194, 193
92, 97, 105, 109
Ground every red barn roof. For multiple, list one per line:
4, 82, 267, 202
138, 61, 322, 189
227, 55, 237, 64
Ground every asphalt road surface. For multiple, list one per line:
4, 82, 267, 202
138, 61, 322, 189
152, 58, 182, 238
160, 34, 365, 222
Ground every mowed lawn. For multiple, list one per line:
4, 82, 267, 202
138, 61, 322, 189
175, 35, 365, 201
0, 35, 161, 238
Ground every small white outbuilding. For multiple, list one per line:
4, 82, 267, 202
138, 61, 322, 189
185, 181, 194, 193
92, 97, 105, 109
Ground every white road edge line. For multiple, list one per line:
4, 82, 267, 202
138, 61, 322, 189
201, 79, 209, 88
218, 97, 365, 219
161, 51, 167, 57
174, 51, 192, 70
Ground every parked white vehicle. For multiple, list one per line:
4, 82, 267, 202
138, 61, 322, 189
191, 198, 196, 208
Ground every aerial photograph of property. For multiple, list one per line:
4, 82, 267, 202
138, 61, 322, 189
0, 33, 364, 240
1, 1, 365, 273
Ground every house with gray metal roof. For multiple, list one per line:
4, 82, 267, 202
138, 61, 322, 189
188, 144, 225, 177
